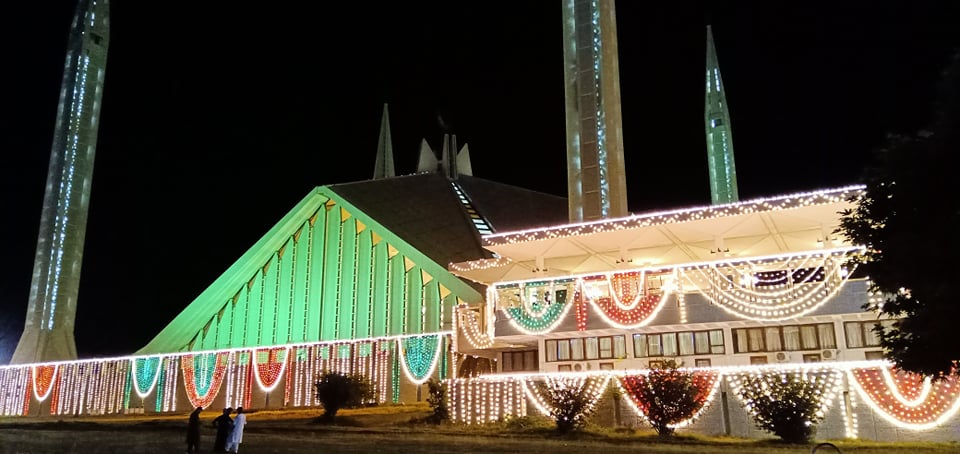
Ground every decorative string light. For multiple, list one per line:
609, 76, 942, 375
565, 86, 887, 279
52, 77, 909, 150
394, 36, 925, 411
482, 186, 864, 246
679, 248, 862, 321
252, 346, 289, 393
181, 352, 229, 409
130, 356, 163, 398
398, 334, 443, 385
848, 365, 960, 430
457, 306, 494, 349
31, 365, 58, 403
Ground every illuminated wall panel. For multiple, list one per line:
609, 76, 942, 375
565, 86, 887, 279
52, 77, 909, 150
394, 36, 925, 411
354, 227, 374, 339
371, 242, 389, 337
275, 240, 293, 344
320, 206, 342, 340
261, 254, 278, 345
291, 223, 309, 343
406, 265, 424, 334
388, 256, 405, 335
306, 210, 326, 342
338, 217, 358, 339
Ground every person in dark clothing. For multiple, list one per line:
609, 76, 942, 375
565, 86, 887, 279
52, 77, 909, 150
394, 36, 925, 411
211, 407, 234, 453
186, 406, 203, 454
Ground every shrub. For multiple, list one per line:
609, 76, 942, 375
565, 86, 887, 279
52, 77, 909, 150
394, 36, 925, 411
536, 380, 596, 434
314, 372, 375, 423
735, 372, 827, 443
624, 360, 704, 437
425, 378, 449, 423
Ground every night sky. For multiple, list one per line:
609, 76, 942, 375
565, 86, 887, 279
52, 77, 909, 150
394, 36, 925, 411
2, 1, 958, 362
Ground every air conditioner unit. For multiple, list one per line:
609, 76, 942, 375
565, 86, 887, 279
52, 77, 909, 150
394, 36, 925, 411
774, 352, 788, 362
822, 350, 836, 360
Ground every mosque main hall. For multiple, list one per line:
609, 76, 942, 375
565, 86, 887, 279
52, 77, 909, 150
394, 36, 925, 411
2, 0, 958, 442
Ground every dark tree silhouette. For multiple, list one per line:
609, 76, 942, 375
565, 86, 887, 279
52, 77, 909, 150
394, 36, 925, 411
838, 50, 960, 377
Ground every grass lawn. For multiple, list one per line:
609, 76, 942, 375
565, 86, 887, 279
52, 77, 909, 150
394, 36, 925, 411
1, 404, 957, 454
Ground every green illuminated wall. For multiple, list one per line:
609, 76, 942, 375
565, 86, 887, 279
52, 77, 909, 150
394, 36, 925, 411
137, 187, 484, 355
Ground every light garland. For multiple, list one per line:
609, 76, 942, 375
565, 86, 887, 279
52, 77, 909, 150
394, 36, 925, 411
482, 186, 863, 246
504, 299, 572, 334
679, 248, 862, 321
501, 280, 577, 334
848, 365, 960, 430
31, 365, 58, 403
457, 307, 494, 349
397, 334, 443, 385
252, 346, 289, 393
181, 352, 229, 409
130, 356, 163, 398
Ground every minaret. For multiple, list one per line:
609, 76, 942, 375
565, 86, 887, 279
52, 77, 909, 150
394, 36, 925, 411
704, 25, 739, 204
372, 103, 395, 179
12, 0, 110, 364
561, 0, 628, 222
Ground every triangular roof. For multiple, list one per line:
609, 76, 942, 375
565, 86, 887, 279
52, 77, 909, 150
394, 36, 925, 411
136, 173, 568, 354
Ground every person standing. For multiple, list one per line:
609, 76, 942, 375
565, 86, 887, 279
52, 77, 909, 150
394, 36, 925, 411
186, 406, 203, 454
225, 407, 247, 453
211, 407, 234, 453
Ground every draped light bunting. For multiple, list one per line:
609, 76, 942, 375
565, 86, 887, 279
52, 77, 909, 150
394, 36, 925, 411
447, 376, 527, 424
678, 247, 863, 321
617, 370, 720, 428
456, 306, 494, 349
398, 334, 443, 385
848, 365, 960, 430
499, 279, 577, 334
131, 356, 163, 398
181, 352, 230, 409
252, 347, 289, 393
522, 374, 611, 418
584, 271, 673, 329
31, 365, 58, 403
497, 273, 671, 333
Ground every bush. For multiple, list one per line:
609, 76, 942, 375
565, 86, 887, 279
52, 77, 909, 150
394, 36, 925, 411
735, 372, 826, 443
314, 372, 375, 422
625, 360, 704, 437
536, 380, 596, 434
426, 378, 449, 423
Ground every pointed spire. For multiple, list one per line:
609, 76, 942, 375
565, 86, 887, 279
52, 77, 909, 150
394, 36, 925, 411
704, 25, 740, 205
457, 143, 473, 176
440, 133, 459, 179
416, 138, 438, 173
372, 103, 395, 179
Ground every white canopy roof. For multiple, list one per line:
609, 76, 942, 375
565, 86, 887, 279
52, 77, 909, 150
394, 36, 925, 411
451, 186, 864, 284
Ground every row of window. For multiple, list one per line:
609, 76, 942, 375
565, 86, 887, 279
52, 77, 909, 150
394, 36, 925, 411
539, 320, 894, 367
633, 329, 725, 357
545, 335, 627, 362
732, 323, 837, 353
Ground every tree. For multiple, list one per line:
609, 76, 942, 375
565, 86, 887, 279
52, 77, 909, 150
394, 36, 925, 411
314, 372, 374, 423
623, 360, 706, 437
838, 50, 960, 377
425, 378, 449, 424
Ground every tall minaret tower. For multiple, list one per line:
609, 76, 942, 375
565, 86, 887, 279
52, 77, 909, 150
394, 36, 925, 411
704, 25, 739, 205
561, 0, 628, 222
12, 0, 110, 364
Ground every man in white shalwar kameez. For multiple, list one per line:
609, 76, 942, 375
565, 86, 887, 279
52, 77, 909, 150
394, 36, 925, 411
225, 407, 247, 453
